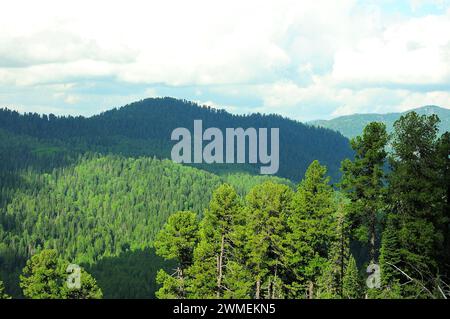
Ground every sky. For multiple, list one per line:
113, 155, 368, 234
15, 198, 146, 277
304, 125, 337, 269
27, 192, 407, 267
0, 0, 449, 121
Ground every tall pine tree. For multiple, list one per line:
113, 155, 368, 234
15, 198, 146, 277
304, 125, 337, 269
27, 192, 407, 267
341, 122, 388, 264
286, 160, 336, 298
387, 112, 445, 297
188, 184, 244, 298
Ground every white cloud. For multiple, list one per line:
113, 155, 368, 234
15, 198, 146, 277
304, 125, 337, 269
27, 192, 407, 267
331, 11, 450, 87
0, 0, 449, 118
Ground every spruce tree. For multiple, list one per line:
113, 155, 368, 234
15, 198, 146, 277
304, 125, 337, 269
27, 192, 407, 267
342, 255, 362, 299
341, 122, 388, 263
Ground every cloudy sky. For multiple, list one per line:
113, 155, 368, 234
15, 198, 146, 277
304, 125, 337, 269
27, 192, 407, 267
1, 0, 449, 121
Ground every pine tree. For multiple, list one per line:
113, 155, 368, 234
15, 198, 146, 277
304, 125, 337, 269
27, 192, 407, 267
388, 112, 445, 295
436, 132, 450, 277
20, 249, 102, 299
341, 122, 388, 263
154, 211, 199, 298
244, 181, 293, 299
342, 255, 362, 299
60, 267, 103, 299
315, 199, 350, 299
286, 160, 336, 298
188, 184, 244, 298
20, 250, 64, 299
379, 214, 401, 287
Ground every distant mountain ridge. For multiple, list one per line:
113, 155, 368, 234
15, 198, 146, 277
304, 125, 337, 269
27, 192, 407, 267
0, 97, 352, 182
309, 105, 450, 139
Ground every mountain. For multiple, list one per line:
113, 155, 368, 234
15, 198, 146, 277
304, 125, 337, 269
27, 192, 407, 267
0, 97, 353, 182
0, 97, 350, 298
309, 105, 450, 139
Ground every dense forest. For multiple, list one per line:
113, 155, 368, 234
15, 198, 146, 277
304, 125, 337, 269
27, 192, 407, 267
0, 103, 448, 299
0, 97, 352, 181
152, 112, 449, 299
0, 154, 289, 298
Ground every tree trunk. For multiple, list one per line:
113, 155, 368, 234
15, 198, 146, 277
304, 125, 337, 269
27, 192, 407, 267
255, 278, 261, 299
370, 211, 376, 263
308, 281, 314, 299
216, 234, 225, 298
176, 267, 185, 299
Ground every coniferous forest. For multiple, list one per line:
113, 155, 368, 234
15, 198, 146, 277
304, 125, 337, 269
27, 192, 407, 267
0, 99, 449, 299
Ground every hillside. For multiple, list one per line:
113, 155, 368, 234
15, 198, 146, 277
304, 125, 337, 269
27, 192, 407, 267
0, 154, 291, 298
309, 105, 450, 139
0, 97, 352, 182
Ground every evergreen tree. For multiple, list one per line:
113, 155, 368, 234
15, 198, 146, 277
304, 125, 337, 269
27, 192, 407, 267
244, 181, 293, 299
286, 160, 336, 298
342, 255, 362, 299
60, 267, 103, 299
436, 132, 450, 276
188, 184, 243, 298
20, 249, 102, 299
379, 215, 401, 287
388, 112, 445, 295
315, 199, 351, 299
341, 122, 388, 263
20, 250, 64, 299
154, 211, 199, 299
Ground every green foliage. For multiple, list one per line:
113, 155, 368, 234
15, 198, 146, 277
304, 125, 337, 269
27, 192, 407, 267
286, 161, 336, 298
19, 249, 102, 299
341, 122, 388, 262
386, 112, 446, 296
154, 211, 199, 298
1, 101, 448, 300
342, 255, 362, 299
85, 248, 172, 299
0, 97, 353, 181
315, 200, 351, 299
189, 184, 244, 298
155, 211, 199, 268
0, 279, 10, 299
244, 181, 293, 299
20, 249, 63, 299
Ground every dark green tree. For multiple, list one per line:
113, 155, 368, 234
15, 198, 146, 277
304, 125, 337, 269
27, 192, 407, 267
244, 181, 293, 299
341, 122, 389, 263
315, 198, 351, 299
387, 112, 446, 296
286, 160, 336, 298
188, 184, 243, 298
342, 255, 362, 299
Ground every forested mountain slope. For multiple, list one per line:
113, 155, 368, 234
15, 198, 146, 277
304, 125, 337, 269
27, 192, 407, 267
309, 105, 450, 139
0, 97, 352, 181
0, 155, 291, 298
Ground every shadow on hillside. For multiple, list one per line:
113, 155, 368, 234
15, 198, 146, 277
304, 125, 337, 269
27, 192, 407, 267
83, 248, 174, 299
